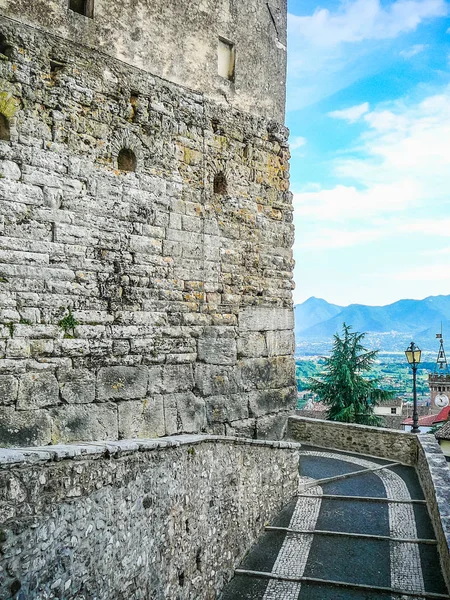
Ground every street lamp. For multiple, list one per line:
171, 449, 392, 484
405, 341, 422, 434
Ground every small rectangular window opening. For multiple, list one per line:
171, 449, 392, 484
218, 38, 235, 81
69, 0, 94, 18
391, 407, 397, 415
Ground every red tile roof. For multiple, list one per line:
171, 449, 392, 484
402, 405, 450, 426
402, 414, 438, 427
434, 406, 450, 423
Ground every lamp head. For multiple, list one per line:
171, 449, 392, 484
405, 341, 422, 365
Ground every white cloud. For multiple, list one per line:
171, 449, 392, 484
294, 180, 419, 221
397, 264, 450, 281
294, 85, 450, 251
328, 102, 370, 123
397, 219, 450, 236
289, 136, 307, 150
333, 89, 450, 189
289, 0, 446, 49
400, 44, 426, 58
287, 0, 447, 110
297, 226, 385, 249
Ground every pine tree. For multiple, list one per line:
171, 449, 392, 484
308, 323, 394, 426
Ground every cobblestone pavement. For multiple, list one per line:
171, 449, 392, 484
220, 448, 449, 600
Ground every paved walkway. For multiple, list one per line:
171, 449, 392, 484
220, 446, 450, 600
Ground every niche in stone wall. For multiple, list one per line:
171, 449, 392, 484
118, 148, 137, 172
69, 0, 94, 18
0, 114, 10, 141
218, 38, 235, 81
213, 172, 227, 195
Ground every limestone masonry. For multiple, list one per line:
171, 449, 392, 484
0, 0, 296, 447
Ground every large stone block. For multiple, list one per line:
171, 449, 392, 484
161, 364, 194, 393
97, 367, 148, 400
197, 337, 237, 365
240, 357, 296, 391
118, 397, 165, 438
205, 393, 249, 424
248, 387, 297, 418
0, 407, 52, 447
0, 376, 19, 406
58, 368, 95, 404
237, 332, 267, 358
195, 364, 241, 396
266, 330, 295, 357
164, 392, 206, 435
17, 372, 60, 410
51, 403, 118, 443
238, 307, 294, 332
256, 412, 290, 440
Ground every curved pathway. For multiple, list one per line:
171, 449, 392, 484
220, 447, 449, 600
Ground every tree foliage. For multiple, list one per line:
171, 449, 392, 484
308, 323, 394, 426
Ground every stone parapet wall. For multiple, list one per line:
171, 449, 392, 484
0, 434, 300, 599
0, 17, 296, 447
416, 435, 450, 592
286, 415, 418, 465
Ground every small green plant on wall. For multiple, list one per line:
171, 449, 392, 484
58, 308, 79, 338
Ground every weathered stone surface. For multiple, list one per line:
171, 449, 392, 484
248, 387, 297, 418
266, 329, 295, 357
118, 397, 165, 438
17, 372, 60, 410
240, 357, 296, 391
58, 368, 95, 404
195, 364, 241, 396
239, 308, 294, 332
51, 403, 118, 443
0, 438, 299, 599
206, 393, 249, 424
97, 367, 148, 400
164, 392, 207, 435
198, 336, 237, 365
0, 375, 19, 406
161, 364, 194, 393
237, 332, 267, 358
256, 412, 290, 440
225, 418, 257, 439
0, 17, 295, 446
0, 407, 52, 446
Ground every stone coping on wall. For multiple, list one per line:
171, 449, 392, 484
0, 434, 302, 467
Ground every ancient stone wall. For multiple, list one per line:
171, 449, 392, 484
0, 0, 287, 122
0, 17, 296, 447
0, 435, 300, 599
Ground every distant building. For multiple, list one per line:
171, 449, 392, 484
374, 398, 403, 417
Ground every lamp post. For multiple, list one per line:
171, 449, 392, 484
405, 341, 422, 434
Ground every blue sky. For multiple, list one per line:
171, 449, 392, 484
287, 0, 450, 307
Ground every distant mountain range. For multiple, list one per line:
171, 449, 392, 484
295, 295, 450, 353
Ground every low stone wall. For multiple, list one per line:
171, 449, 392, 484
416, 435, 450, 592
286, 415, 418, 465
0, 435, 300, 599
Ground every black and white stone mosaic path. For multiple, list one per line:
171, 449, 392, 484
220, 448, 450, 600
